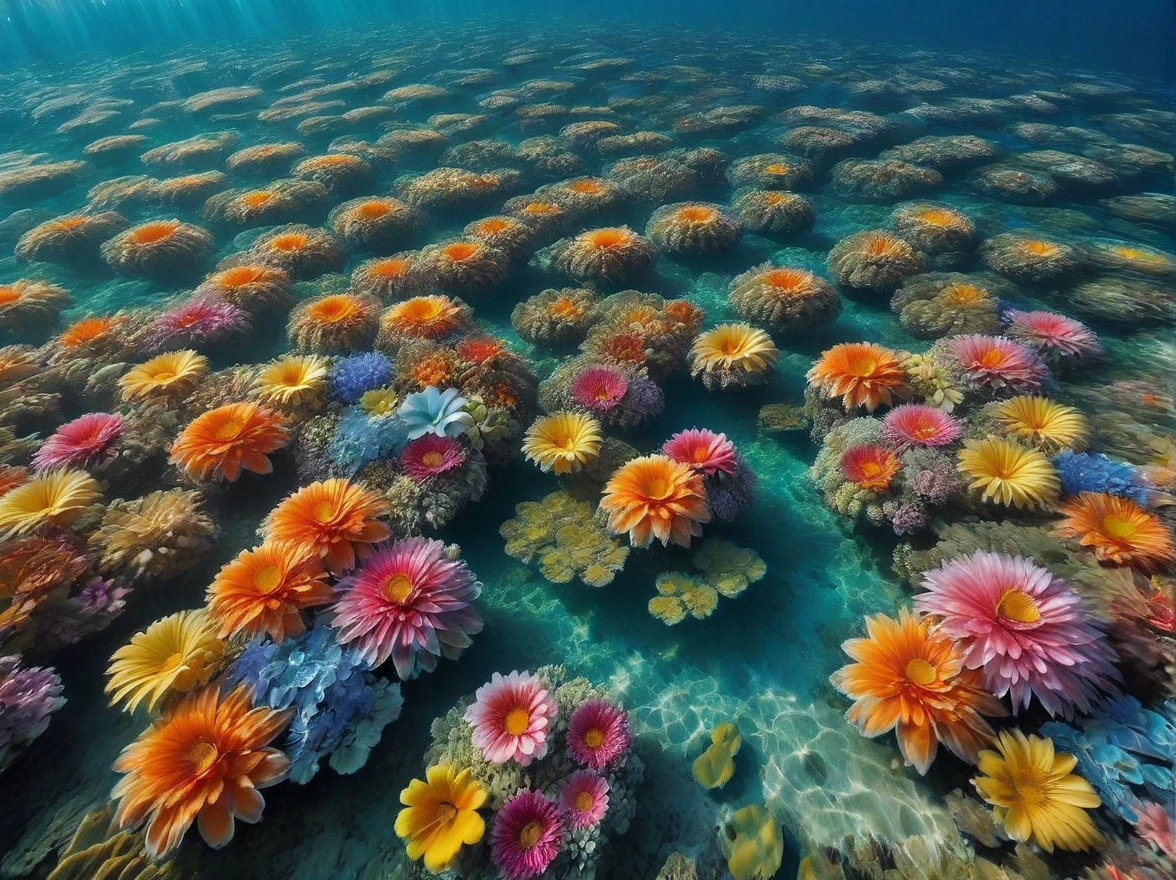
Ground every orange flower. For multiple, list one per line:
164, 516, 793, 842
383, 296, 463, 339
170, 402, 288, 482
1056, 492, 1175, 572
841, 445, 901, 491
808, 342, 907, 412
599, 454, 711, 548
58, 315, 119, 348
112, 686, 292, 857
830, 608, 1006, 774
206, 542, 333, 641
456, 336, 504, 364
262, 478, 391, 574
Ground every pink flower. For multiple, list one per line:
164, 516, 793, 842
1005, 310, 1101, 360
662, 428, 737, 475
32, 412, 124, 470
331, 537, 482, 679
880, 404, 960, 449
914, 550, 1120, 718
148, 293, 248, 351
491, 790, 563, 880
400, 435, 465, 481
566, 698, 631, 770
570, 364, 628, 412
559, 770, 609, 830
464, 671, 557, 766
1135, 801, 1176, 860
947, 335, 1048, 393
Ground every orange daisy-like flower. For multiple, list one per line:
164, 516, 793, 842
58, 315, 120, 349
830, 608, 1007, 774
111, 686, 292, 857
262, 478, 391, 574
382, 295, 464, 340
599, 454, 711, 548
807, 342, 907, 412
841, 445, 901, 491
206, 542, 333, 642
169, 402, 289, 482
1056, 492, 1175, 572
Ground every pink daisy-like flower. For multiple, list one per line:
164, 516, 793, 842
946, 335, 1048, 393
147, 293, 248, 351
1134, 801, 1176, 860
400, 434, 466, 481
914, 550, 1120, 719
662, 428, 738, 476
570, 364, 628, 412
491, 790, 564, 880
465, 670, 557, 766
881, 403, 960, 449
559, 770, 610, 830
840, 444, 900, 491
32, 412, 124, 470
1005, 309, 1101, 360
566, 698, 631, 771
331, 537, 482, 679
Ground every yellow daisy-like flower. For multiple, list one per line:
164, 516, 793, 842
973, 729, 1104, 853
119, 350, 209, 402
105, 609, 226, 715
359, 386, 399, 416
957, 436, 1059, 510
395, 763, 487, 872
993, 396, 1088, 452
522, 412, 603, 475
254, 354, 329, 408
0, 468, 100, 537
690, 322, 779, 376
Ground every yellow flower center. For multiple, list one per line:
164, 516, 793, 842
504, 707, 531, 737
1102, 514, 1137, 539
574, 790, 595, 813
860, 461, 881, 478
435, 802, 458, 826
253, 565, 282, 594
643, 476, 671, 501
518, 821, 544, 849
214, 420, 244, 441
904, 657, 938, 686
313, 501, 336, 522
848, 355, 877, 377
153, 370, 175, 382
384, 574, 414, 604
187, 739, 220, 775
1012, 769, 1050, 807
979, 349, 1005, 369
996, 589, 1042, 624
582, 727, 605, 750
1021, 240, 1059, 257
944, 284, 986, 305
764, 163, 790, 174
160, 652, 186, 673
420, 450, 445, 469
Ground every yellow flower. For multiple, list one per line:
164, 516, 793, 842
254, 354, 329, 408
522, 412, 602, 475
993, 396, 1088, 452
973, 729, 1104, 853
957, 436, 1058, 509
359, 386, 399, 416
690, 322, 778, 375
395, 764, 487, 872
0, 468, 100, 537
105, 609, 226, 714
119, 350, 209, 402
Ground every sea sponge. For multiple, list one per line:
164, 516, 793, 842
691, 538, 766, 598
501, 195, 572, 241
828, 158, 944, 202
288, 293, 380, 354
979, 233, 1083, 286
690, 323, 778, 391
547, 227, 655, 285
88, 488, 215, 582
201, 179, 331, 227
889, 272, 1005, 339
100, 220, 215, 281
646, 202, 743, 255
726, 153, 814, 190
728, 264, 841, 332
1086, 240, 1175, 277
0, 280, 71, 334
731, 189, 816, 237
14, 212, 128, 267
414, 240, 509, 296
84, 134, 149, 164
890, 202, 978, 263
1017, 149, 1120, 192
195, 264, 292, 315
692, 721, 742, 789
880, 135, 1002, 173
649, 571, 719, 624
499, 490, 630, 587
224, 141, 308, 177
721, 805, 783, 880
350, 253, 422, 302
0, 160, 89, 204
827, 230, 924, 293
511, 287, 601, 346
580, 292, 704, 379
245, 224, 348, 280
605, 154, 699, 203
293, 153, 375, 196
779, 125, 860, 166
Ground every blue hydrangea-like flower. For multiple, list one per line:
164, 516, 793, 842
398, 386, 473, 440
329, 352, 393, 403
1053, 450, 1152, 505
1041, 695, 1174, 823
222, 625, 404, 784
329, 407, 410, 474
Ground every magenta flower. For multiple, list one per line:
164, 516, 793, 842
946, 335, 1048, 393
32, 413, 124, 470
559, 770, 609, 830
662, 428, 738, 475
464, 670, 556, 766
566, 698, 631, 770
491, 790, 563, 880
400, 434, 465, 481
914, 550, 1120, 718
880, 404, 960, 449
1005, 309, 1101, 360
330, 537, 482, 679
147, 293, 248, 351
570, 364, 628, 412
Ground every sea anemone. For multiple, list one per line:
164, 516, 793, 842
395, 764, 487, 873
329, 352, 393, 403
808, 343, 907, 412
830, 608, 1006, 774
568, 364, 629, 413
916, 550, 1119, 717
464, 215, 537, 262
293, 153, 375, 196
262, 478, 391, 574
511, 287, 600, 347
331, 537, 482, 678
957, 436, 1059, 509
841, 444, 901, 491
32, 413, 123, 471
111, 686, 292, 857
522, 412, 602, 475
646, 202, 743, 255
566, 698, 632, 770
56, 314, 123, 353
206, 543, 333, 642
329, 197, 424, 253
891, 203, 978, 260
979, 234, 1083, 286
254, 354, 330, 411
829, 158, 944, 202
415, 240, 509, 296
890, 273, 1004, 339
827, 230, 923, 293
202, 180, 331, 228
726, 153, 814, 190
727, 264, 841, 332
195, 264, 292, 315
1004, 310, 1101, 362
599, 454, 711, 548
0, 280, 71, 330
663, 428, 738, 476
377, 295, 471, 350
559, 770, 609, 830
490, 789, 564, 880
0, 469, 100, 537
690, 323, 778, 390
973, 729, 1104, 852
288, 293, 380, 354
14, 211, 128, 267
1056, 492, 1175, 572
170, 402, 288, 483
351, 255, 422, 301
247, 224, 348, 281
399, 386, 473, 441
541, 176, 623, 216
730, 189, 816, 237
881, 404, 960, 449
947, 335, 1048, 394
465, 670, 557, 765
992, 396, 1088, 452
400, 435, 467, 481
105, 609, 225, 715
146, 293, 248, 352
224, 142, 307, 176
119, 350, 209, 403
549, 227, 655, 285
100, 219, 214, 280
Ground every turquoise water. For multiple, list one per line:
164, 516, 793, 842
1, 9, 1175, 880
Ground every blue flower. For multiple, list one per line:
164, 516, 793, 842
329, 352, 393, 403
329, 407, 410, 474
398, 386, 473, 440
1053, 451, 1152, 505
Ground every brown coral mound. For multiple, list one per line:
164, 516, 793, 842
728, 265, 841, 332
891, 202, 978, 261
979, 233, 1083, 286
396, 167, 520, 210
151, 172, 229, 208
828, 159, 944, 202
246, 224, 348, 280
293, 153, 376, 195
0, 280, 71, 329
15, 212, 128, 266
827, 230, 924, 293
202, 179, 330, 227
414, 240, 508, 295
89, 489, 215, 582
605, 155, 699, 203
350, 253, 423, 302
549, 227, 655, 285
726, 153, 815, 191
288, 293, 380, 354
224, 142, 307, 177
890, 273, 1006, 339
731, 189, 816, 236
512, 287, 601, 346
329, 197, 424, 252
646, 203, 743, 256
463, 215, 538, 262
195, 265, 292, 314
536, 176, 624, 217
100, 220, 215, 280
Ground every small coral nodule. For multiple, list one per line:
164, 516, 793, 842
692, 721, 742, 788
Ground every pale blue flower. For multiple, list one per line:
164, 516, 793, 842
398, 386, 473, 440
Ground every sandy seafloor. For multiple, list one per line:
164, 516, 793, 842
1, 18, 1175, 880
